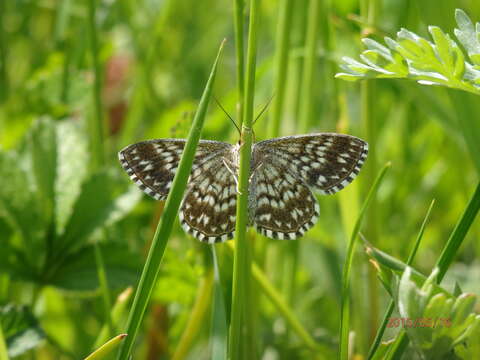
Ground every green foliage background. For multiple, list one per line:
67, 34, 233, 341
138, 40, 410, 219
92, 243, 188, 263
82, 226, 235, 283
0, 0, 480, 359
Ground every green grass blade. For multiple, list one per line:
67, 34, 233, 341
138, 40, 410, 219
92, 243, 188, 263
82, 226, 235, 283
435, 181, 480, 281
85, 334, 127, 360
268, 0, 294, 138
298, 0, 320, 132
87, 0, 112, 341
0, 323, 9, 360
339, 162, 390, 360
210, 247, 228, 360
87, 0, 105, 170
116, 40, 225, 360
367, 199, 435, 359
171, 271, 214, 360
233, 0, 245, 128
229, 0, 259, 357
93, 288, 133, 350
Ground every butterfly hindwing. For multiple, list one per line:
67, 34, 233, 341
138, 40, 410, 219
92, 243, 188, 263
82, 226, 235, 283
250, 159, 319, 240
253, 133, 368, 195
179, 152, 237, 243
118, 139, 232, 200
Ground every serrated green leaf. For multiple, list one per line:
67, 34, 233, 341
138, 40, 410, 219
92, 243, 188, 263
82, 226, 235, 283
0, 305, 45, 358
454, 316, 480, 358
398, 28, 420, 42
55, 119, 89, 235
384, 37, 399, 50
470, 53, 480, 66
451, 294, 476, 328
430, 26, 455, 75
0, 152, 46, 269
56, 171, 116, 255
454, 9, 480, 60
48, 243, 141, 292
104, 185, 142, 227
334, 73, 363, 81
453, 45, 466, 78
336, 10, 480, 95
397, 38, 424, 60
362, 38, 392, 59
29, 117, 57, 218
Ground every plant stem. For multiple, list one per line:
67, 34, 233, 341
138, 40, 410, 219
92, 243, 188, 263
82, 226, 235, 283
361, 0, 380, 348
298, 0, 320, 132
229, 0, 259, 358
0, 0, 8, 103
116, 41, 225, 360
233, 0, 245, 128
225, 243, 321, 352
268, 0, 294, 138
87, 0, 105, 169
87, 0, 113, 341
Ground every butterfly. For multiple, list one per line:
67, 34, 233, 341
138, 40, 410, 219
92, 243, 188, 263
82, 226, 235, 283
119, 133, 368, 243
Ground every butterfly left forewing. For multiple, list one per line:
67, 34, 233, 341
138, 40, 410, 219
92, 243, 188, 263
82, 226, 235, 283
119, 139, 231, 200
253, 133, 368, 195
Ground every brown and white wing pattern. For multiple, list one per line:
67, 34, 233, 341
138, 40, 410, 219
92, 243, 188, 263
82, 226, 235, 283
179, 157, 237, 244
118, 139, 232, 200
249, 160, 319, 240
253, 133, 368, 195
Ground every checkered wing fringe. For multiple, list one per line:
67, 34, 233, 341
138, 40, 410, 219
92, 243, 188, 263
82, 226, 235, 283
253, 133, 368, 195
118, 139, 232, 200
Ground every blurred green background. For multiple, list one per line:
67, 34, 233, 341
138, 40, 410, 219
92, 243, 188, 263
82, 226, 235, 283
1, 0, 480, 359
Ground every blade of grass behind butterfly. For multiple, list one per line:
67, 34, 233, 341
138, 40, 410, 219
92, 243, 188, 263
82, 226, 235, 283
116, 40, 225, 360
0, 324, 9, 360
171, 270, 214, 360
225, 242, 321, 352
87, 0, 113, 338
264, 0, 297, 351
339, 162, 390, 360
366, 199, 435, 359
210, 246, 228, 360
360, 0, 381, 350
233, 0, 244, 128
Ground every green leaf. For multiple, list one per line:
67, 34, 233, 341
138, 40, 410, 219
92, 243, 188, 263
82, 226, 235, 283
430, 26, 455, 75
337, 9, 480, 95
48, 243, 141, 292
0, 151, 46, 268
56, 171, 116, 255
0, 305, 45, 358
454, 9, 480, 62
29, 117, 57, 218
54, 119, 89, 235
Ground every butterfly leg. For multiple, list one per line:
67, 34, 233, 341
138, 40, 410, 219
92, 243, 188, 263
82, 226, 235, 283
222, 157, 241, 194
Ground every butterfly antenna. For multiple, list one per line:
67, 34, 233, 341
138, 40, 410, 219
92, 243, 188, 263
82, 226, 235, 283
214, 95, 241, 135
253, 93, 276, 125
